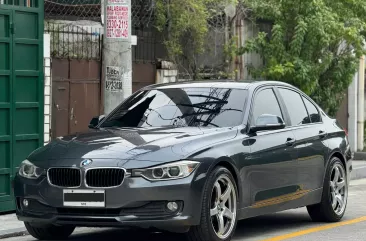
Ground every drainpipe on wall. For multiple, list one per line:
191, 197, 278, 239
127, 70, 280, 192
224, 3, 237, 78
357, 56, 365, 151
235, 16, 244, 81
239, 18, 245, 80
235, 17, 240, 81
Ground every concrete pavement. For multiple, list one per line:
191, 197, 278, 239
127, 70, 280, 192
0, 214, 26, 239
1, 161, 366, 240
288, 221, 366, 241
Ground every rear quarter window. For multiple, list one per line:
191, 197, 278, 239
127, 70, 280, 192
278, 88, 310, 126
302, 97, 322, 123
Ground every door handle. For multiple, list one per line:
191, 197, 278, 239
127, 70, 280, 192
319, 130, 327, 138
285, 138, 296, 146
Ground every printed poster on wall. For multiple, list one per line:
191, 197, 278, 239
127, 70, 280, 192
106, 3, 129, 39
106, 66, 123, 92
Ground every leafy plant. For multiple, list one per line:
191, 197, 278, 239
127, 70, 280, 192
237, 0, 366, 116
155, 0, 237, 80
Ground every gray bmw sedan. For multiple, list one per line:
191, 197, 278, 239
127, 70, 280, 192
14, 81, 352, 241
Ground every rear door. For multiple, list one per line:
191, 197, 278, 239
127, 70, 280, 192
244, 87, 299, 208
276, 87, 328, 192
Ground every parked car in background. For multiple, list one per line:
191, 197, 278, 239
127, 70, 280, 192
14, 81, 352, 241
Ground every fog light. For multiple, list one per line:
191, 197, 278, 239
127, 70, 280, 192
167, 202, 178, 212
23, 199, 29, 207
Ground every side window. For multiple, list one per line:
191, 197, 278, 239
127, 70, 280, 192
278, 88, 310, 126
252, 88, 283, 124
303, 97, 321, 123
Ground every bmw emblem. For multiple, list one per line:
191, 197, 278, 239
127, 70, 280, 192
81, 159, 93, 167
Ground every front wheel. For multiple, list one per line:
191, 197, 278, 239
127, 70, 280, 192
24, 222, 75, 240
307, 157, 348, 222
187, 166, 238, 241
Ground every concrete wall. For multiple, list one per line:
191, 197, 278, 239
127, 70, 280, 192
336, 93, 348, 131
156, 69, 178, 84
242, 19, 264, 80
156, 61, 178, 84
194, 28, 226, 76
188, 19, 264, 81
348, 73, 358, 152
364, 94, 366, 122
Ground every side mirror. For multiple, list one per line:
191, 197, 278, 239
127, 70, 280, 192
249, 114, 285, 133
88, 115, 105, 129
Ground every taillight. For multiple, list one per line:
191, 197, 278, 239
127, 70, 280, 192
344, 128, 348, 136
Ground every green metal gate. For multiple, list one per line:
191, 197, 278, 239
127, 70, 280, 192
0, 0, 44, 212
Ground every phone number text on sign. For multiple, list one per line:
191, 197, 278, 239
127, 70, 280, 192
106, 5, 129, 39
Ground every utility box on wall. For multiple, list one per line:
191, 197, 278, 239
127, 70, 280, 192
0, 0, 44, 212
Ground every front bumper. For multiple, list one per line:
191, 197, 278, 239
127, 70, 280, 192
14, 173, 206, 233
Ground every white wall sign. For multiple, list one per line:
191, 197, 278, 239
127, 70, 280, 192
131, 35, 137, 46
106, 66, 123, 92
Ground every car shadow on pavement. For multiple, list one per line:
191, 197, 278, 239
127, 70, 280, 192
233, 210, 314, 240
46, 210, 315, 241
68, 229, 186, 241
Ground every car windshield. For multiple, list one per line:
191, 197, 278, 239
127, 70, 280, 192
100, 87, 248, 128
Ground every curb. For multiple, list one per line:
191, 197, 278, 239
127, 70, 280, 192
353, 152, 366, 160
0, 228, 27, 239
351, 165, 366, 180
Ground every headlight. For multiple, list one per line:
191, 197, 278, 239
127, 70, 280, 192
18, 160, 43, 179
132, 160, 200, 181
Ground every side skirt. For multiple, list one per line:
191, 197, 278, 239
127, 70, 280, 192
237, 188, 323, 220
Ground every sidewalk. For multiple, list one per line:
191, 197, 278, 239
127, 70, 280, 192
1, 160, 366, 239
0, 213, 26, 239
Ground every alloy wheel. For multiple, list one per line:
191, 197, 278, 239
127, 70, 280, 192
210, 174, 237, 239
329, 163, 347, 215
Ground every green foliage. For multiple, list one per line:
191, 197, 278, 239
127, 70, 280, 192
238, 0, 366, 116
156, 0, 208, 56
156, 0, 208, 59
224, 36, 238, 64
223, 36, 240, 78
155, 0, 236, 79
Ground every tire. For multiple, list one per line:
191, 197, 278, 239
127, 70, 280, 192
24, 222, 75, 240
187, 166, 239, 241
307, 157, 348, 222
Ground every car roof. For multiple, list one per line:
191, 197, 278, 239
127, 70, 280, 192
145, 80, 297, 91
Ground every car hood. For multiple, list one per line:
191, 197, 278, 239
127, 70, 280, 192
28, 126, 239, 169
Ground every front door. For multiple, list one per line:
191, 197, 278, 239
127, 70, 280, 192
243, 87, 299, 209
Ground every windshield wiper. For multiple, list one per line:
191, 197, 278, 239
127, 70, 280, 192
192, 119, 219, 127
102, 126, 143, 130
177, 101, 228, 111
